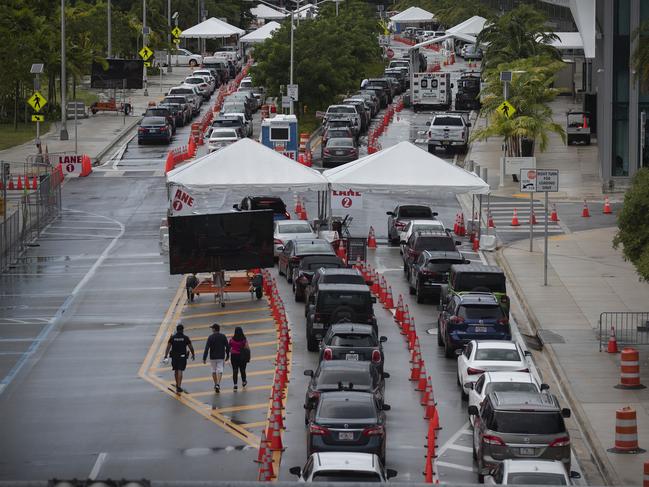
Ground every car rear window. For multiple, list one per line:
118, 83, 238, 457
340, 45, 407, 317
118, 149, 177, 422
327, 121, 352, 128
142, 117, 166, 125
475, 348, 521, 361
414, 236, 456, 251
318, 369, 372, 387
458, 305, 504, 320
327, 129, 351, 138
312, 471, 382, 482
398, 206, 433, 218
330, 334, 377, 347
278, 223, 312, 233
490, 411, 566, 435
327, 138, 355, 148
146, 109, 168, 116
433, 117, 464, 126
320, 292, 371, 308
322, 275, 366, 285
318, 397, 375, 419
485, 382, 538, 395
328, 106, 355, 114
506, 473, 567, 485
425, 259, 464, 272
297, 243, 333, 254
211, 129, 238, 138
252, 199, 286, 212
455, 273, 506, 293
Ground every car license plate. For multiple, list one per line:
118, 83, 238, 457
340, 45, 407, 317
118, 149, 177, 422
312, 323, 324, 329
338, 432, 354, 440
441, 141, 450, 145
335, 150, 344, 155
474, 326, 487, 332
346, 353, 359, 361
519, 447, 535, 456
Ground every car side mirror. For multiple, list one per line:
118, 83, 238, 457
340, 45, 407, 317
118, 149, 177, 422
303, 369, 313, 377
432, 212, 439, 217
465, 382, 474, 390
463, 259, 471, 264
425, 121, 431, 126
400, 240, 406, 245
569, 471, 581, 480
467, 122, 472, 127
232, 204, 239, 210
524, 350, 531, 356
468, 405, 479, 416
382, 404, 391, 411
309, 295, 315, 304
455, 349, 463, 356
540, 383, 550, 391
380, 336, 387, 342
277, 246, 284, 252
451, 83, 454, 88
365, 280, 373, 286
382, 372, 390, 378
386, 469, 398, 479
289, 466, 302, 477
371, 296, 377, 303
386, 211, 394, 216
561, 408, 571, 418
455, 241, 462, 246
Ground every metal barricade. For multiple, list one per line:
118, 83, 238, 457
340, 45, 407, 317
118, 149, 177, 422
599, 312, 649, 351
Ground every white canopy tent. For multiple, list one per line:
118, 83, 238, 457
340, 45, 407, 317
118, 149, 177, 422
446, 15, 487, 36
250, 3, 287, 20
180, 17, 245, 39
390, 6, 435, 23
323, 142, 489, 195
240, 21, 281, 44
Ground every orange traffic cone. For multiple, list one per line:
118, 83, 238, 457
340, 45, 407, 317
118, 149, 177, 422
458, 214, 466, 236
384, 286, 394, 309
487, 212, 495, 228
550, 204, 559, 222
367, 226, 377, 249
295, 196, 303, 216
529, 209, 537, 225
511, 209, 520, 226
16, 176, 23, 190
8, 178, 14, 190
453, 213, 460, 234
24, 176, 31, 190
607, 325, 619, 354
395, 295, 404, 323
582, 200, 591, 218
603, 197, 613, 215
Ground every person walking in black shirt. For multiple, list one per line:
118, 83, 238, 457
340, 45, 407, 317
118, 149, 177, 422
203, 323, 230, 393
163, 323, 195, 393
186, 273, 199, 302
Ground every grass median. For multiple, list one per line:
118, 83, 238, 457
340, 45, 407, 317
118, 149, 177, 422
0, 123, 50, 151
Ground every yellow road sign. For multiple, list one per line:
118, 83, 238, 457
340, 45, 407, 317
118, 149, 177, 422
31, 114, 45, 122
172, 38, 181, 44
172, 26, 182, 38
139, 45, 153, 60
144, 61, 151, 68
497, 100, 516, 118
27, 91, 47, 112
378, 20, 390, 35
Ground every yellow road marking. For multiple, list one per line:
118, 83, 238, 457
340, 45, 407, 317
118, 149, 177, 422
149, 353, 277, 372
182, 317, 273, 331
189, 385, 272, 397
178, 369, 276, 384
183, 298, 251, 307
182, 307, 269, 320
240, 421, 267, 428
187, 328, 277, 342
249, 340, 277, 348
549, 234, 569, 241
215, 402, 268, 413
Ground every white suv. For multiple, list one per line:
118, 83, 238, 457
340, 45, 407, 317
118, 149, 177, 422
290, 452, 397, 482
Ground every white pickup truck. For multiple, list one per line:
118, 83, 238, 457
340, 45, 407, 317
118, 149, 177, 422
425, 112, 471, 154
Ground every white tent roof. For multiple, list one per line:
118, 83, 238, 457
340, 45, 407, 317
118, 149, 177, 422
390, 7, 435, 23
250, 4, 287, 20
446, 15, 486, 36
540, 0, 595, 58
548, 32, 584, 51
240, 21, 281, 43
180, 17, 245, 39
412, 32, 476, 50
323, 142, 489, 194
167, 138, 329, 192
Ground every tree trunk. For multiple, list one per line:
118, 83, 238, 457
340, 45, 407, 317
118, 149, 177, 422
14, 80, 19, 130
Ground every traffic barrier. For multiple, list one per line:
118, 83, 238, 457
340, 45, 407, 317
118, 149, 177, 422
511, 208, 520, 226
582, 200, 591, 218
607, 325, 619, 353
550, 204, 559, 222
608, 406, 645, 453
616, 347, 646, 389
603, 196, 613, 214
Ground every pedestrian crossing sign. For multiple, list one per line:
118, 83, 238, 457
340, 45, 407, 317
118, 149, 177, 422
172, 26, 182, 38
497, 100, 516, 118
139, 45, 153, 61
27, 91, 47, 112
31, 114, 45, 122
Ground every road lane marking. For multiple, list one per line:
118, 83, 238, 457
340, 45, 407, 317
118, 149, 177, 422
177, 369, 276, 384
215, 403, 268, 413
189, 385, 272, 397
182, 318, 273, 330
182, 308, 270, 319
89, 452, 107, 480
436, 461, 476, 473
240, 421, 267, 428
436, 421, 472, 457
446, 444, 473, 453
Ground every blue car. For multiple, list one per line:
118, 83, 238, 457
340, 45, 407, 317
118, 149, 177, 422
437, 292, 511, 358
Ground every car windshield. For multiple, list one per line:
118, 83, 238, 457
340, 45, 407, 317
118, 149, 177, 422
318, 369, 372, 387
297, 243, 333, 254
328, 106, 355, 114
506, 473, 567, 485
456, 273, 507, 293
312, 471, 382, 482
327, 129, 350, 138
318, 397, 375, 419
327, 138, 355, 148
327, 121, 352, 128
414, 237, 456, 251
323, 275, 366, 285
320, 292, 370, 307
142, 117, 166, 126
491, 412, 565, 434
458, 305, 504, 320
398, 206, 433, 218
475, 348, 521, 361
185, 78, 202, 84
211, 129, 237, 138
485, 382, 538, 395
330, 334, 377, 347
433, 117, 464, 126
278, 223, 312, 234
146, 109, 168, 116
425, 259, 464, 272
252, 199, 286, 212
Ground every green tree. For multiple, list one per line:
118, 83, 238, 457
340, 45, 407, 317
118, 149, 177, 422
631, 19, 649, 90
613, 168, 649, 280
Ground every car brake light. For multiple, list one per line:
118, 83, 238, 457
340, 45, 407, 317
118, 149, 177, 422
422, 270, 438, 277
307, 390, 320, 400
314, 313, 322, 322
274, 239, 284, 245
290, 256, 300, 263
298, 275, 309, 283
284, 211, 291, 219
467, 367, 484, 375
138, 127, 147, 132
323, 148, 331, 154
362, 425, 384, 436
549, 436, 570, 447
482, 434, 505, 446
450, 316, 465, 324
309, 424, 329, 436
323, 348, 333, 360
497, 318, 509, 325
371, 350, 381, 363
395, 221, 406, 229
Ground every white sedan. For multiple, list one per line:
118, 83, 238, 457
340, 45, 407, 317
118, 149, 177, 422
274, 220, 316, 257
484, 459, 580, 485
399, 219, 446, 254
457, 340, 531, 399
467, 371, 547, 425
208, 128, 240, 152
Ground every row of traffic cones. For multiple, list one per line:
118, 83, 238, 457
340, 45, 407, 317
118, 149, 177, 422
0, 175, 39, 191
508, 198, 614, 226
367, 96, 402, 154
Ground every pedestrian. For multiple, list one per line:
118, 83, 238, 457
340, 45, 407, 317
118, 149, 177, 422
163, 323, 195, 394
186, 273, 199, 302
202, 323, 230, 393
229, 326, 250, 390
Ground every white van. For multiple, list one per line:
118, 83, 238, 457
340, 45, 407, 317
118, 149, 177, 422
411, 72, 452, 112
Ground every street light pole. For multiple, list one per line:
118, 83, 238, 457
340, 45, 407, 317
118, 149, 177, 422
107, 0, 112, 58
289, 9, 294, 115
143, 0, 148, 96
167, 0, 172, 73
60, 0, 69, 140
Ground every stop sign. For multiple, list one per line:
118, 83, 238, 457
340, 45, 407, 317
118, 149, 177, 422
386, 48, 394, 59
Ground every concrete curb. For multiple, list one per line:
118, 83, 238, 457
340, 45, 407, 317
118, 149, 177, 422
93, 116, 142, 164
493, 247, 621, 487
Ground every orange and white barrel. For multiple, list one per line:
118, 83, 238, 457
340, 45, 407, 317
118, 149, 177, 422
644, 462, 649, 487
299, 132, 309, 154
609, 406, 643, 453
618, 347, 645, 389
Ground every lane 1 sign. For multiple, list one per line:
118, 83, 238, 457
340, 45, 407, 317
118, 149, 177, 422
519, 169, 559, 192
58, 154, 83, 177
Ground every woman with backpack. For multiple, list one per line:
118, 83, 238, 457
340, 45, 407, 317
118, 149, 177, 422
229, 326, 250, 390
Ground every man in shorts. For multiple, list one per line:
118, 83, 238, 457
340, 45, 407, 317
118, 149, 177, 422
163, 323, 195, 393
202, 323, 230, 393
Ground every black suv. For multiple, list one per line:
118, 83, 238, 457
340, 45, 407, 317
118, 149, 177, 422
306, 284, 377, 351
278, 239, 336, 284
305, 268, 369, 316
319, 323, 387, 374
233, 196, 290, 221
442, 263, 510, 315
455, 73, 482, 111
292, 255, 344, 302
402, 230, 461, 277
407, 250, 467, 303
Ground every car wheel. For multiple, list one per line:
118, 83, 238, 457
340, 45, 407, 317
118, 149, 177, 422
403, 261, 408, 273
286, 266, 293, 283
416, 283, 424, 303
437, 326, 443, 346
444, 339, 455, 358
409, 284, 415, 295
295, 286, 303, 302
428, 144, 435, 154
306, 329, 318, 352
278, 263, 284, 276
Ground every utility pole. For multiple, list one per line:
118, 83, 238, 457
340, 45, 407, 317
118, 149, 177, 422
289, 8, 294, 115
107, 0, 112, 58
143, 0, 148, 96
60, 0, 69, 140
167, 0, 172, 73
